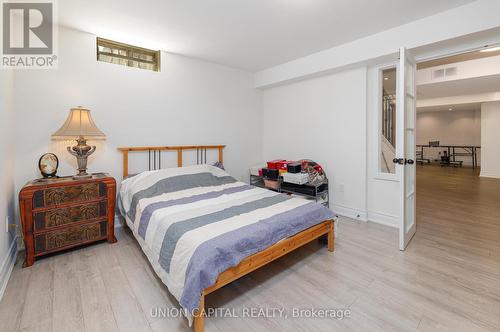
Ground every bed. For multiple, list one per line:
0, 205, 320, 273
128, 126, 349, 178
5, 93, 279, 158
117, 145, 335, 332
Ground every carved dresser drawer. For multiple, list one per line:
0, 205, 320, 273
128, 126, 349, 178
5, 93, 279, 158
34, 221, 108, 254
32, 182, 107, 208
19, 173, 117, 267
34, 201, 107, 231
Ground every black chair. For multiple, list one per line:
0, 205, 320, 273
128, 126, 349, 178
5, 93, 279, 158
440, 150, 463, 167
440, 151, 450, 166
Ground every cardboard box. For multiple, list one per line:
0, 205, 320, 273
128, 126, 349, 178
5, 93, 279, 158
264, 179, 279, 190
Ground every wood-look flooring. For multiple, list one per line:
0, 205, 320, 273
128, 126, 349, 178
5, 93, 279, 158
1, 165, 499, 331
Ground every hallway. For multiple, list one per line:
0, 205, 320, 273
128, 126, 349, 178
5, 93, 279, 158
415, 165, 500, 258
402, 164, 500, 330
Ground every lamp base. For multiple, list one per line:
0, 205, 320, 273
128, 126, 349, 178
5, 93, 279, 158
67, 136, 97, 179
72, 173, 93, 180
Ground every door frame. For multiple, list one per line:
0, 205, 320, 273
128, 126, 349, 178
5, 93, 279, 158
369, 44, 492, 248
401, 45, 492, 248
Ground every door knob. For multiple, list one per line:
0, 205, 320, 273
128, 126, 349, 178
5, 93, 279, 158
406, 159, 415, 165
393, 158, 404, 165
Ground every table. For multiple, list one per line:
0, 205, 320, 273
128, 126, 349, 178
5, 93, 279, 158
416, 145, 481, 169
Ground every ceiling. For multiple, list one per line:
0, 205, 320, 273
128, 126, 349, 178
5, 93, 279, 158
417, 102, 481, 113
418, 47, 500, 69
416, 74, 500, 113
58, 0, 474, 71
417, 74, 500, 99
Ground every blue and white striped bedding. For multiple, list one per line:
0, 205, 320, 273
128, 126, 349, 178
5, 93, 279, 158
118, 164, 334, 324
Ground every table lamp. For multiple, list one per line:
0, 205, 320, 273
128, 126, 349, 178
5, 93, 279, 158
52, 107, 106, 178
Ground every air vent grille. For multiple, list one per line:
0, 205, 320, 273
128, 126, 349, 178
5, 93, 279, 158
445, 67, 457, 77
432, 68, 445, 79
431, 66, 458, 80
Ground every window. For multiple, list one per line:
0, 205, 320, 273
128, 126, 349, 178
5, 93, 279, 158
97, 38, 160, 72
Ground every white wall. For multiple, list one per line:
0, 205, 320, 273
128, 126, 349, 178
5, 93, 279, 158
481, 101, 500, 178
417, 109, 481, 166
13, 27, 263, 198
262, 67, 368, 220
0, 70, 17, 298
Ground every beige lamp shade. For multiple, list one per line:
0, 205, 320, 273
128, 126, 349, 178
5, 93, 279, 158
52, 107, 106, 140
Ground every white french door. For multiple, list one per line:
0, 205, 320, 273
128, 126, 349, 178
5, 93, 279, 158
395, 47, 417, 250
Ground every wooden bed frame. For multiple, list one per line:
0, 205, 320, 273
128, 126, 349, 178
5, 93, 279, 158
117, 145, 335, 332
117, 145, 226, 178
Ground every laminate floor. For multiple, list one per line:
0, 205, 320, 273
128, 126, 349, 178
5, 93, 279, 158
1, 165, 499, 331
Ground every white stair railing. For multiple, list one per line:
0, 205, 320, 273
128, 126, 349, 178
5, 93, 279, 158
381, 134, 396, 174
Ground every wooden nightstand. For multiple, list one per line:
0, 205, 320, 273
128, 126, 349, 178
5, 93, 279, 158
19, 173, 117, 267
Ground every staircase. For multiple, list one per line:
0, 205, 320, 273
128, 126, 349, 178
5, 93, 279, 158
381, 92, 396, 173
381, 135, 396, 173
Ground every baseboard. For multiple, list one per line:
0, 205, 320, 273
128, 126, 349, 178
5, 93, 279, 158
331, 204, 368, 221
480, 171, 500, 179
367, 211, 399, 228
0, 236, 19, 301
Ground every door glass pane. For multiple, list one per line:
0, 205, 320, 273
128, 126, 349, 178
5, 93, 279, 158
405, 129, 415, 195
405, 59, 415, 93
380, 67, 396, 174
405, 194, 415, 228
405, 95, 415, 129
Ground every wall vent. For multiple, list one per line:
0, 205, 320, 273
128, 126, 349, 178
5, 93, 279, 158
445, 66, 457, 77
432, 68, 445, 80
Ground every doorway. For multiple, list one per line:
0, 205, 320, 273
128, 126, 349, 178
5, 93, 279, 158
404, 46, 500, 250
376, 46, 500, 250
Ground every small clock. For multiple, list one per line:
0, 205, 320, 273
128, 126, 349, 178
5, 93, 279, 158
39, 153, 59, 178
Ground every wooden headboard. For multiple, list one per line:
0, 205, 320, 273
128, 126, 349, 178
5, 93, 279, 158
117, 145, 225, 178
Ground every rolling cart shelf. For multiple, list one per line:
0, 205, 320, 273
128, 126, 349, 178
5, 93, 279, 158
250, 174, 329, 208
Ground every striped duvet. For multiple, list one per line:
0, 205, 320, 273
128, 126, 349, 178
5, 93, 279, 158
118, 164, 334, 324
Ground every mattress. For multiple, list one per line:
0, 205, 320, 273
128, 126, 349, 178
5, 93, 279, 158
118, 164, 334, 324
